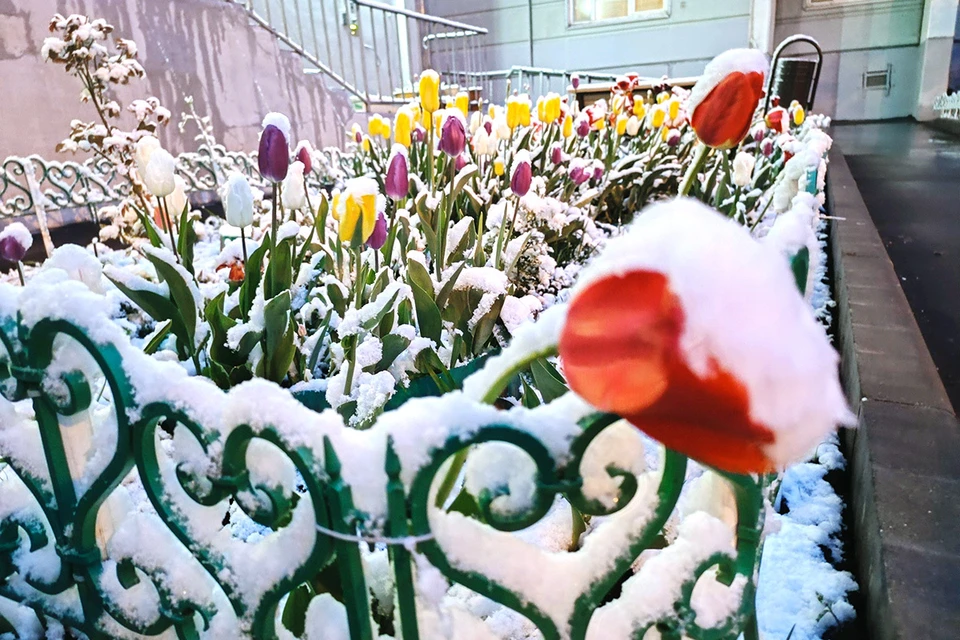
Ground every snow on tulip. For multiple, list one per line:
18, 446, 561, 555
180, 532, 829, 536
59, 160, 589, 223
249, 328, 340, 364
559, 198, 854, 474
281, 160, 307, 210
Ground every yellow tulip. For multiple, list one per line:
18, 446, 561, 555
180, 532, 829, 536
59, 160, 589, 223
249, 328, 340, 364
335, 181, 380, 243
395, 108, 412, 147
657, 91, 670, 104
661, 126, 669, 142
368, 115, 382, 138
362, 136, 371, 152
519, 99, 531, 127
545, 93, 562, 123
562, 114, 573, 138
455, 91, 470, 117
592, 117, 606, 131
536, 96, 547, 123
616, 114, 628, 136
633, 99, 647, 119
652, 105, 665, 128
488, 104, 497, 119
506, 96, 522, 130
793, 105, 806, 126
419, 69, 440, 113
668, 97, 680, 121
494, 159, 505, 176
611, 94, 626, 115
381, 122, 391, 140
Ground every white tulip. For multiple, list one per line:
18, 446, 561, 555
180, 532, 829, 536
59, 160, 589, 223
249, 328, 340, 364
223, 172, 255, 228
134, 135, 160, 175
469, 110, 482, 135
166, 176, 189, 218
626, 115, 641, 137
732, 152, 756, 188
143, 149, 176, 198
281, 160, 307, 210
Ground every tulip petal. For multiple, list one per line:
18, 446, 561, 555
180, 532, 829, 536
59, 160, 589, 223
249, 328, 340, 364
691, 71, 764, 149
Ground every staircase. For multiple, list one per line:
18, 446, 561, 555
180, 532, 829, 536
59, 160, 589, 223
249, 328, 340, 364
222, 0, 488, 112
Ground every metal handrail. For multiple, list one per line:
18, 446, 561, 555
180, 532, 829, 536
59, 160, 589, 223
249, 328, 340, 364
353, 0, 489, 34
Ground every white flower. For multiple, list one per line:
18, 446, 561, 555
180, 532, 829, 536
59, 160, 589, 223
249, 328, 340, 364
732, 152, 756, 187
223, 173, 255, 228
282, 161, 307, 210
471, 129, 495, 157
142, 149, 177, 198
625, 115, 641, 136
134, 135, 161, 176
164, 176, 189, 222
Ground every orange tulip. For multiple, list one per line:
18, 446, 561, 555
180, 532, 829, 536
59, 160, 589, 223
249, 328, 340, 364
558, 198, 853, 475
688, 49, 768, 150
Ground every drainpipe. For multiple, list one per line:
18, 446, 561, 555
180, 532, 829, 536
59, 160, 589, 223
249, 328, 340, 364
528, 0, 534, 66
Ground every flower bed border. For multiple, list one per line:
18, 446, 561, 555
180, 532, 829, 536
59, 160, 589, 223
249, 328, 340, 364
827, 147, 960, 640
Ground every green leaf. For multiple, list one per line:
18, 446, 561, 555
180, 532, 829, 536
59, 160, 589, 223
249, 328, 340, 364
448, 489, 482, 519
259, 291, 296, 383
435, 262, 465, 310
408, 277, 442, 346
281, 582, 315, 637
406, 257, 435, 298
142, 320, 172, 355
790, 247, 810, 294
530, 357, 568, 403
472, 294, 505, 354
520, 375, 541, 408
142, 250, 199, 350
361, 290, 400, 332
375, 333, 412, 372
265, 237, 294, 300
106, 276, 190, 358
177, 205, 197, 275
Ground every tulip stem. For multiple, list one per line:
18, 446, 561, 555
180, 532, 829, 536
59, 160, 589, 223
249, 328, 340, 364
239, 231, 249, 323
15, 262, 25, 287
271, 182, 282, 252
427, 120, 435, 194
160, 197, 180, 263
302, 176, 315, 227
678, 142, 711, 198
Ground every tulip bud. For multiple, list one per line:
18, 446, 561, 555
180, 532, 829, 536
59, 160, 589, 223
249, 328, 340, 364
395, 108, 413, 147
550, 144, 563, 165
167, 176, 189, 217
134, 135, 160, 177
439, 112, 466, 157
761, 138, 775, 157
366, 212, 388, 250
352, 123, 363, 145
412, 125, 426, 143
633, 99, 647, 119
282, 161, 307, 210
571, 73, 580, 90
616, 114, 628, 136
562, 114, 573, 138
765, 106, 787, 133
591, 163, 604, 181
510, 150, 533, 197
793, 104, 806, 126
651, 105, 666, 129
665, 128, 682, 147
223, 172, 255, 228
752, 125, 765, 143
626, 115, 641, 137
385, 146, 409, 201
455, 91, 470, 118
455, 153, 468, 171
668, 97, 681, 121
689, 48, 768, 149
576, 116, 590, 138
419, 69, 441, 113
469, 110, 482, 134
258, 112, 291, 182
484, 119, 493, 135
143, 148, 177, 197
732, 152, 756, 187
295, 140, 313, 174
506, 95, 523, 130
0, 223, 33, 263
569, 164, 588, 186
494, 158, 505, 176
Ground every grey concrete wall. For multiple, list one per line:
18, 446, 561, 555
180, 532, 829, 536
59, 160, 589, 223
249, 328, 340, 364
0, 0, 357, 160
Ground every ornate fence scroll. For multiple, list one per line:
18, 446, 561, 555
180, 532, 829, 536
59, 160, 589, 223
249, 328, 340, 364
0, 302, 767, 639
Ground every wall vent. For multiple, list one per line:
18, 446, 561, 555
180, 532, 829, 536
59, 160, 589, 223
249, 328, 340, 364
863, 66, 892, 94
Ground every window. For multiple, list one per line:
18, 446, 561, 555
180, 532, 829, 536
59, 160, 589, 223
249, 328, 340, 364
570, 0, 668, 25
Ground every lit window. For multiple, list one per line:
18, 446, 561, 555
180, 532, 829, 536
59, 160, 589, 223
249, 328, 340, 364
570, 0, 668, 25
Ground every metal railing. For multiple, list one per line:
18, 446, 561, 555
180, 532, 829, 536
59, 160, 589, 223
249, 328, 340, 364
471, 66, 620, 105
227, 0, 488, 110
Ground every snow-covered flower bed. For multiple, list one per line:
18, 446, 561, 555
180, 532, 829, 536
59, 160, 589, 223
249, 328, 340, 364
0, 15, 856, 640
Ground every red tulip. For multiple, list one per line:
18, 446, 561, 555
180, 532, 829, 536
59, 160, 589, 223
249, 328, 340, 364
295, 141, 313, 174
688, 49, 768, 150
557, 199, 852, 474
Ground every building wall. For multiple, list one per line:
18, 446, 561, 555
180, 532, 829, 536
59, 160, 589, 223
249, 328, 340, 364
424, 0, 752, 78
774, 0, 927, 120
0, 0, 356, 161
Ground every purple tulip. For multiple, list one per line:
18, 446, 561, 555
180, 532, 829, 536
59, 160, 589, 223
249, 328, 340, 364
455, 153, 468, 171
569, 165, 587, 185
761, 138, 774, 157
258, 124, 289, 182
576, 117, 590, 138
510, 151, 532, 197
752, 125, 765, 143
571, 74, 580, 90
550, 144, 563, 165
666, 129, 681, 147
385, 149, 409, 200
438, 114, 466, 157
412, 126, 426, 143
0, 235, 28, 263
366, 212, 388, 250
483, 120, 493, 135
355, 129, 363, 144
296, 142, 313, 174
592, 164, 604, 181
